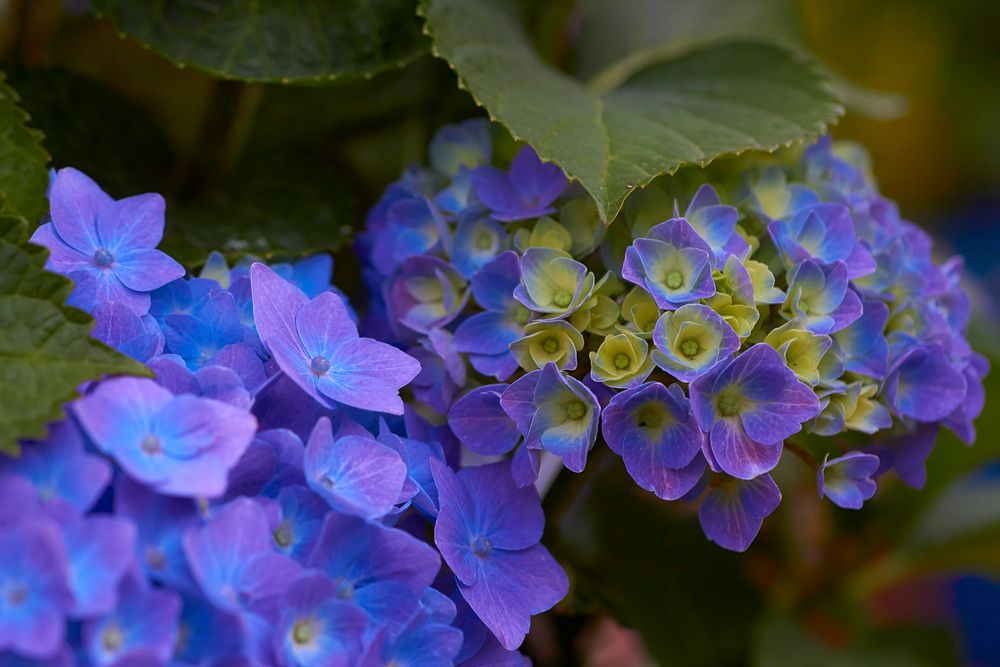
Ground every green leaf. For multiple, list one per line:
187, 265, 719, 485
420, 0, 843, 222
91, 0, 427, 83
555, 455, 763, 666
0, 240, 151, 455
0, 71, 49, 224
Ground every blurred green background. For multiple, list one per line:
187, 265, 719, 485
1, 0, 998, 664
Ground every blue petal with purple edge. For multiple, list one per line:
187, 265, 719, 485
698, 474, 781, 552
602, 382, 704, 472
832, 298, 890, 379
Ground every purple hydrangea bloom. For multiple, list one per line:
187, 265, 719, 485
0, 520, 72, 658
453, 251, 528, 381
2, 419, 110, 512
683, 184, 748, 263
452, 214, 508, 277
944, 352, 989, 444
409, 329, 467, 413
818, 452, 880, 509
82, 576, 181, 667
360, 614, 464, 667
431, 459, 568, 650
698, 474, 781, 552
371, 196, 448, 276
91, 301, 163, 362
782, 259, 863, 334
601, 382, 706, 500
29, 167, 184, 315
884, 343, 968, 423
448, 384, 521, 457
251, 263, 421, 414
621, 237, 714, 310
768, 202, 875, 278
183, 498, 302, 614
471, 145, 567, 222
74, 377, 257, 498
148, 354, 256, 410
264, 485, 328, 561
690, 344, 821, 480
831, 297, 890, 379
271, 573, 368, 667
303, 417, 406, 520
375, 421, 447, 517
500, 363, 600, 475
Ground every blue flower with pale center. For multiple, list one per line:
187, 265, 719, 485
768, 202, 875, 278
451, 213, 507, 277
83, 576, 181, 667
683, 184, 748, 263
370, 196, 448, 276
745, 165, 819, 221
601, 383, 705, 500
386, 256, 470, 335
272, 573, 368, 667
651, 304, 740, 382
429, 118, 492, 176
781, 259, 863, 334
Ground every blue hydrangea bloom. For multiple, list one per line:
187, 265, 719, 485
271, 573, 368, 667
91, 301, 163, 362
690, 344, 821, 480
386, 255, 470, 335
451, 213, 507, 277
74, 377, 257, 498
429, 118, 492, 176
371, 195, 448, 277
818, 452, 880, 509
30, 167, 184, 315
61, 516, 135, 617
431, 459, 568, 650
884, 343, 968, 422
698, 474, 781, 552
264, 485, 328, 561
782, 259, 863, 334
768, 202, 875, 278
82, 576, 181, 666
163, 288, 244, 370
651, 304, 741, 382
252, 263, 421, 414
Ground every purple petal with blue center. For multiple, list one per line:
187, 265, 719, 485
252, 263, 421, 414
272, 573, 368, 667
471, 146, 566, 222
74, 377, 257, 498
818, 452, 880, 509
884, 344, 967, 422
3, 418, 110, 512
306, 512, 440, 598
304, 417, 406, 519
183, 497, 302, 614
689, 344, 820, 479
431, 459, 567, 650
601, 382, 706, 499
698, 474, 781, 552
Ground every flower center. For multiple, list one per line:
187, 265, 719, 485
146, 547, 166, 571
93, 248, 115, 267
292, 619, 315, 645
140, 434, 161, 455
680, 339, 701, 359
718, 393, 741, 417
6, 586, 26, 606
613, 352, 631, 370
471, 536, 492, 556
273, 522, 294, 548
541, 336, 560, 353
475, 231, 494, 251
666, 270, 684, 290
552, 290, 572, 308
335, 579, 354, 600
566, 400, 586, 420
101, 624, 124, 652
636, 406, 663, 429
310, 355, 331, 375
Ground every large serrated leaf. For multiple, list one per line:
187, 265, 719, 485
0, 241, 151, 455
420, 0, 843, 222
91, 0, 427, 83
0, 72, 49, 223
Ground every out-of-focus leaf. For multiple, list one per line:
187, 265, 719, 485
161, 151, 357, 267
91, 0, 427, 83
556, 455, 763, 666
0, 240, 151, 456
752, 614, 961, 667
421, 0, 842, 222
7, 68, 174, 197
0, 71, 49, 224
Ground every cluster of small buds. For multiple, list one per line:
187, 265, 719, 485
361, 120, 987, 552
5, 168, 543, 665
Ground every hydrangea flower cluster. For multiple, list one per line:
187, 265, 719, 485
4, 168, 549, 665
361, 120, 986, 553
